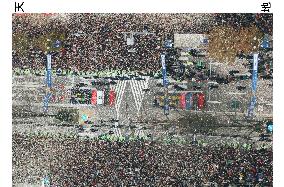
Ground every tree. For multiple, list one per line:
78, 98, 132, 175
12, 33, 29, 56
33, 32, 65, 53
208, 25, 263, 64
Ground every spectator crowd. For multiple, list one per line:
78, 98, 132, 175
13, 14, 211, 75
12, 13, 273, 89
12, 13, 273, 187
13, 133, 272, 186
12, 13, 272, 77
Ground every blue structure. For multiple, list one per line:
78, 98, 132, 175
161, 54, 169, 115
43, 93, 52, 113
185, 93, 193, 110
267, 121, 273, 133
46, 54, 52, 87
53, 39, 62, 48
43, 175, 50, 186
43, 54, 53, 112
164, 39, 173, 48
161, 54, 168, 87
260, 34, 270, 49
247, 53, 258, 118
251, 53, 259, 93
163, 97, 170, 115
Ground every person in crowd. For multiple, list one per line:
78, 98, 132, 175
13, 133, 272, 186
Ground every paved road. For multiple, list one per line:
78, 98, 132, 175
12, 75, 272, 142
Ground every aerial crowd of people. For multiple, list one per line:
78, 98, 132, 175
12, 13, 273, 186
13, 133, 272, 186
12, 14, 196, 74
12, 14, 272, 77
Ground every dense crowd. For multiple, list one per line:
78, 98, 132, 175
214, 13, 273, 34
12, 14, 273, 187
13, 133, 272, 186
12, 13, 272, 76
12, 14, 210, 74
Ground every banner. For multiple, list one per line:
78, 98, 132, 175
97, 91, 104, 105
104, 89, 110, 105
161, 54, 168, 87
47, 54, 52, 70
43, 54, 52, 112
248, 53, 258, 117
46, 54, 52, 88
180, 93, 186, 109
164, 97, 170, 115
161, 54, 169, 115
197, 93, 205, 110
248, 96, 256, 118
43, 93, 52, 112
185, 93, 193, 110
162, 92, 170, 115
252, 53, 259, 93
91, 90, 97, 105
46, 70, 52, 88
109, 90, 116, 106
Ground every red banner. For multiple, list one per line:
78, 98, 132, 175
91, 90, 97, 105
180, 93, 186, 109
109, 90, 116, 106
197, 93, 205, 109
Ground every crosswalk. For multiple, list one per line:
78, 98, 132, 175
112, 76, 150, 137
13, 75, 152, 137
134, 128, 146, 137
112, 76, 150, 119
129, 76, 150, 115
114, 127, 122, 137
112, 80, 127, 119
